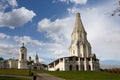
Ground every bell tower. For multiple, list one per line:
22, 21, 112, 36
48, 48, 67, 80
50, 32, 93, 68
69, 13, 91, 57
18, 43, 28, 69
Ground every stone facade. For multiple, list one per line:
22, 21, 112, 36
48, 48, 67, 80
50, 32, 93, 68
48, 13, 100, 71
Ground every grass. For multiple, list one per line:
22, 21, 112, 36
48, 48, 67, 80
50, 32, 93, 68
0, 69, 37, 80
0, 69, 37, 76
44, 71, 120, 80
0, 76, 30, 80
0, 69, 29, 76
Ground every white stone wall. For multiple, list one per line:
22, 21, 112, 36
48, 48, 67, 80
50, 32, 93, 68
8, 60, 18, 69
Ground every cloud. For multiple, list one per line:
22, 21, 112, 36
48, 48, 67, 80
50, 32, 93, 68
0, 0, 35, 29
0, 7, 36, 29
37, 17, 74, 42
0, 43, 18, 55
0, 0, 18, 12
13, 36, 42, 46
67, 7, 81, 14
8, 0, 18, 8
53, 0, 87, 4
70, 0, 87, 4
0, 33, 10, 39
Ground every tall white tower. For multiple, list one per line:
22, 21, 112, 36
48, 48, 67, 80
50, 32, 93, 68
18, 43, 28, 69
69, 13, 91, 57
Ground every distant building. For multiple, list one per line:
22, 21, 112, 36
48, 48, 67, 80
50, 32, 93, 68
4, 59, 18, 69
0, 58, 18, 69
48, 13, 100, 71
32, 54, 46, 70
0, 43, 47, 70
0, 57, 4, 68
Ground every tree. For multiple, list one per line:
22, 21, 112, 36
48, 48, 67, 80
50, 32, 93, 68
111, 0, 120, 16
0, 57, 4, 60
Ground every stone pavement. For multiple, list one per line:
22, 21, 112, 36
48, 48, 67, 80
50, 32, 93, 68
37, 72, 65, 80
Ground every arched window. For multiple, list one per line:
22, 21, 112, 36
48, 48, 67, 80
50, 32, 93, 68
69, 65, 72, 71
22, 54, 24, 59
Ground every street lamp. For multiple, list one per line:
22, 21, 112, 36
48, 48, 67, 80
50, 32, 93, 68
29, 56, 31, 76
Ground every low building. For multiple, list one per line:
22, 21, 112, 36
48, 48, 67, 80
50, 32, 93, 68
4, 59, 18, 69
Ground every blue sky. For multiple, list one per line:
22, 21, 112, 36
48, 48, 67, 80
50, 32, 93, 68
0, 0, 120, 65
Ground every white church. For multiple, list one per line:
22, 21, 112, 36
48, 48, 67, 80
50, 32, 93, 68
48, 13, 100, 71
0, 43, 46, 70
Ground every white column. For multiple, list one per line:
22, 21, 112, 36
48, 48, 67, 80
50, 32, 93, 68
78, 58, 81, 71
84, 58, 87, 71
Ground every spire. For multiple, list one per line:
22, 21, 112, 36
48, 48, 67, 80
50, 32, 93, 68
22, 43, 24, 47
73, 13, 86, 33
35, 53, 39, 63
35, 53, 38, 60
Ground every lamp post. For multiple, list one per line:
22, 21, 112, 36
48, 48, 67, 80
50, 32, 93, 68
29, 56, 31, 76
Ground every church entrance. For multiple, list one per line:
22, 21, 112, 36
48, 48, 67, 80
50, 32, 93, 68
34, 67, 37, 70
81, 65, 84, 71
88, 65, 91, 71
76, 65, 79, 71
69, 65, 72, 71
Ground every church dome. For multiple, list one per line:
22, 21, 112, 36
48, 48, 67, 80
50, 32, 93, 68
20, 43, 26, 49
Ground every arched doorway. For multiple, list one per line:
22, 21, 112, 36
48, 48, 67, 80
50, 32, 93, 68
88, 65, 91, 71
81, 65, 84, 71
76, 65, 79, 71
69, 65, 72, 71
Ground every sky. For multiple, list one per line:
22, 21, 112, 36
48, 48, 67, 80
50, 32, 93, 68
0, 0, 120, 65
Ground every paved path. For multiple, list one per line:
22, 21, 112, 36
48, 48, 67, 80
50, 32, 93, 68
37, 72, 65, 80
0, 72, 65, 80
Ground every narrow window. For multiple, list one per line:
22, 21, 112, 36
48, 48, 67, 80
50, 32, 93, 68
69, 65, 72, 71
22, 54, 24, 59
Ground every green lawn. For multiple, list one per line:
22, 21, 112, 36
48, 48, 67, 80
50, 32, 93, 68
0, 69, 36, 80
0, 69, 29, 76
44, 71, 120, 80
0, 76, 30, 80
